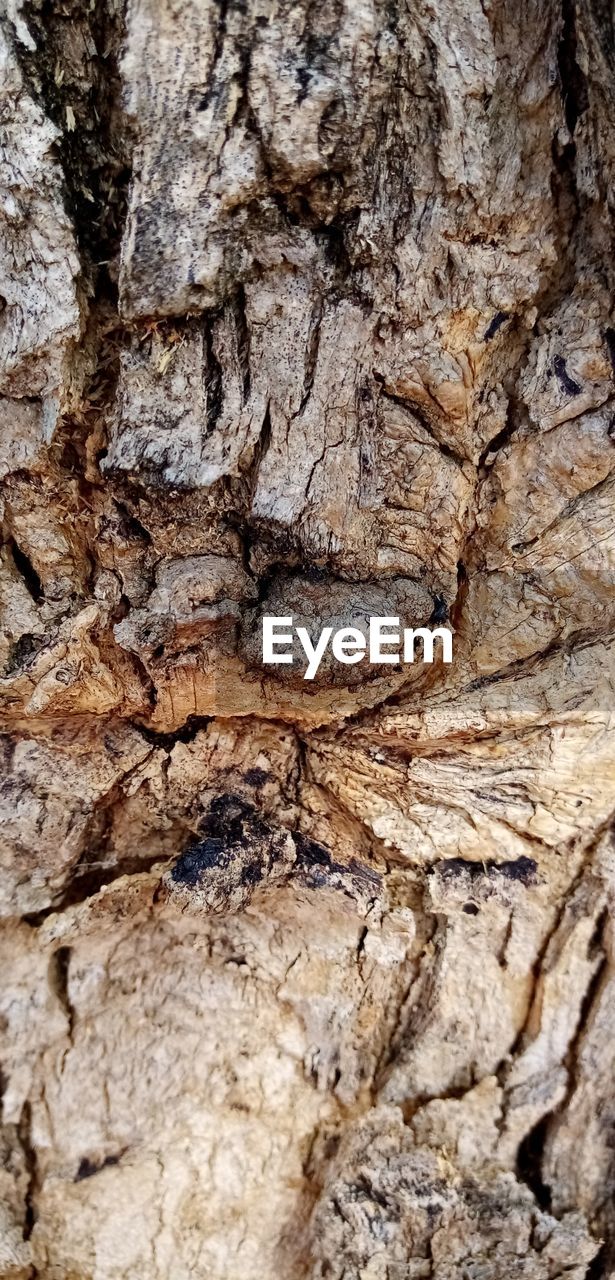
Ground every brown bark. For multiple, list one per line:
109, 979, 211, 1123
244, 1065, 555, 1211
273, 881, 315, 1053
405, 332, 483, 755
1, 0, 615, 1276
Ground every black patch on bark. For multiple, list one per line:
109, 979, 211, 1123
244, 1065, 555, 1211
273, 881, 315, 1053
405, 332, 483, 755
242, 767, 270, 786
293, 831, 349, 888
75, 1153, 121, 1182
114, 501, 153, 545
293, 832, 381, 898
18, 1101, 37, 1240
436, 856, 538, 887
483, 312, 509, 340
170, 794, 271, 887
429, 594, 449, 624
137, 717, 213, 751
170, 837, 228, 886
4, 633, 45, 674
9, 539, 43, 602
605, 328, 615, 379
553, 354, 582, 396
240, 860, 264, 886
516, 1117, 552, 1209
586, 1245, 609, 1280
204, 313, 224, 435
49, 946, 74, 1036
293, 832, 338, 871
296, 64, 311, 104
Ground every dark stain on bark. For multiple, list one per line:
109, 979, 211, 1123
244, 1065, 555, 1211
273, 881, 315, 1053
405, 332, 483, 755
604, 328, 615, 379
170, 794, 272, 887
242, 767, 271, 787
483, 311, 509, 341
8, 538, 43, 602
553, 354, 582, 396
75, 1153, 121, 1182
436, 856, 538, 887
203, 312, 225, 436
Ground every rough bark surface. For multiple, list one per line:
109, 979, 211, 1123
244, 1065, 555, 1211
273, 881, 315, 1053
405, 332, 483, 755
1, 0, 615, 1276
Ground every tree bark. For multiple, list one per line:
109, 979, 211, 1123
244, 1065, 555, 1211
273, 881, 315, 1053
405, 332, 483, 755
1, 0, 615, 1276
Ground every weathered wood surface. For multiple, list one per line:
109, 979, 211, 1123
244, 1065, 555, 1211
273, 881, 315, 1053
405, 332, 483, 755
0, 0, 614, 1275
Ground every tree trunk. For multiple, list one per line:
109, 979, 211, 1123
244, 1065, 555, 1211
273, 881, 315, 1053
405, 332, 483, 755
1, 0, 615, 1275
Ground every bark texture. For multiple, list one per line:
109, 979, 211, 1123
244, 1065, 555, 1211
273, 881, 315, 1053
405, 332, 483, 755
1, 0, 615, 1276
